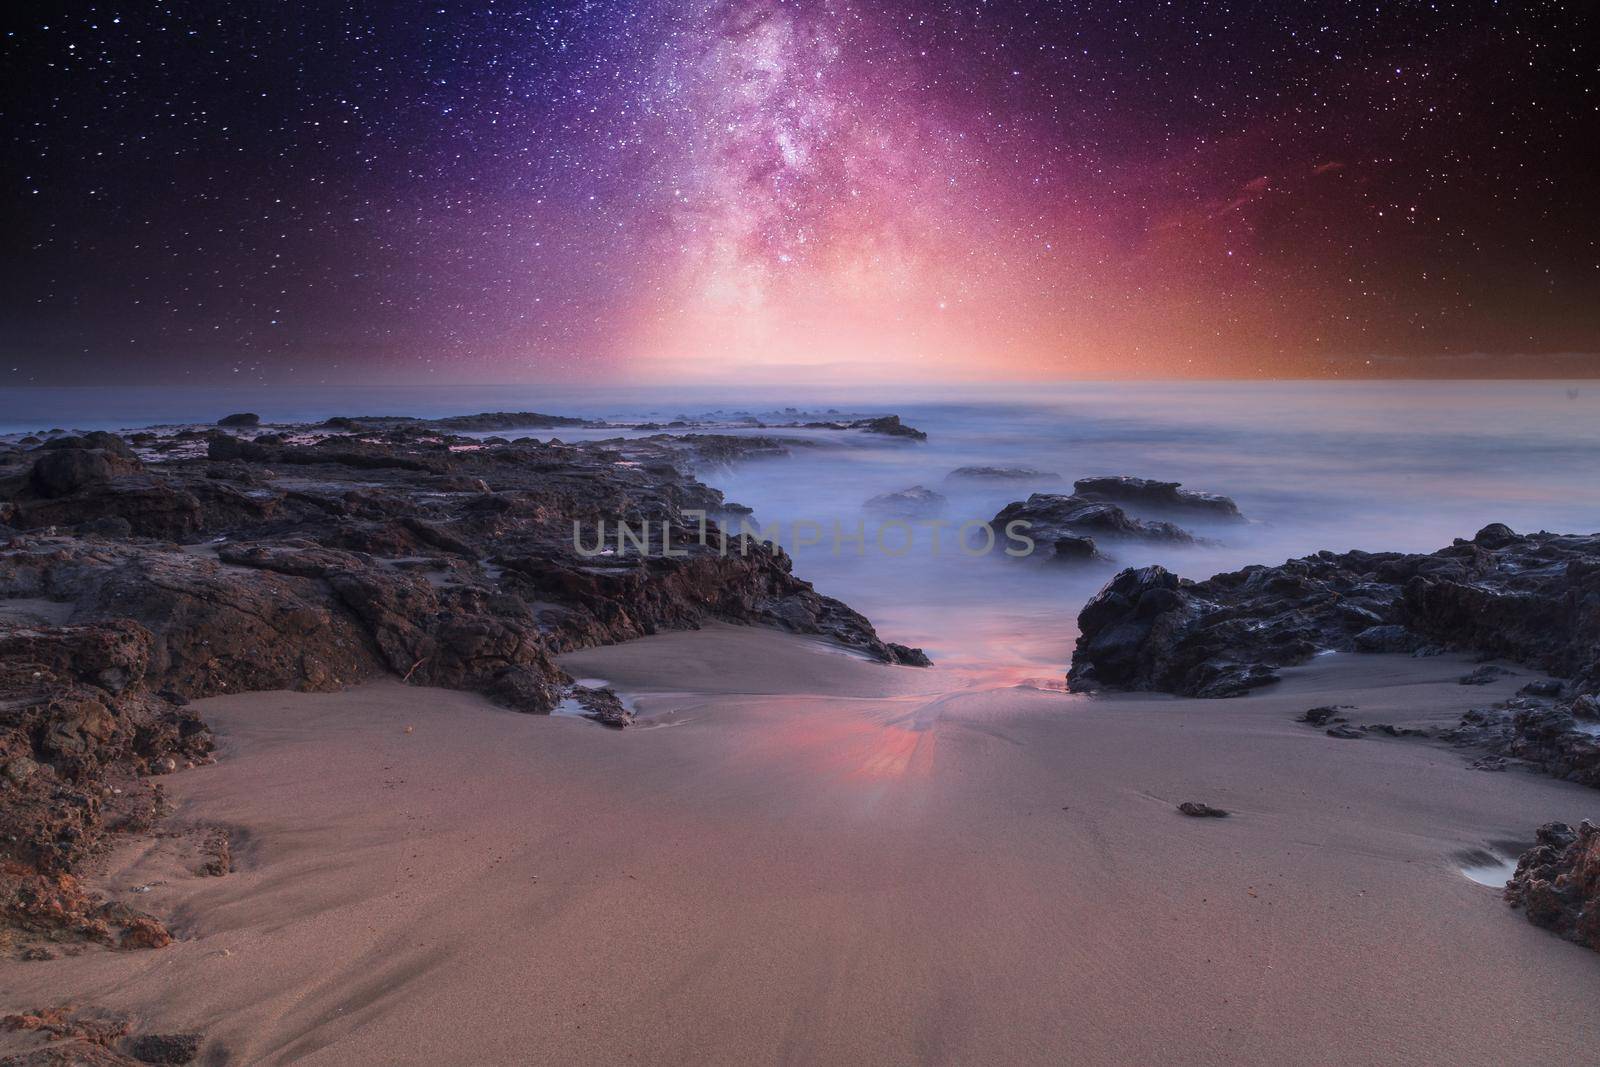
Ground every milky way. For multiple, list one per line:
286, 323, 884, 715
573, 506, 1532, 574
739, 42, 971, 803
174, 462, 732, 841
4, 1, 1597, 383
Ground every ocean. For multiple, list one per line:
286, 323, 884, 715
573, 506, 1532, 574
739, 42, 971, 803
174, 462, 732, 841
4, 380, 1596, 679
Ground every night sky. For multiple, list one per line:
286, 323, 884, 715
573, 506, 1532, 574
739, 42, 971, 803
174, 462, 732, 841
3, 1, 1597, 385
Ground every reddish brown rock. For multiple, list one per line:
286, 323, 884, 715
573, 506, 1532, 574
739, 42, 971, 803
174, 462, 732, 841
1505, 821, 1600, 951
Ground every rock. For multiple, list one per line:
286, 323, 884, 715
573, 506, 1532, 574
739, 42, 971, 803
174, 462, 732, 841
1297, 706, 1347, 727
429, 411, 591, 431
40, 431, 136, 459
27, 449, 141, 498
1518, 679, 1564, 698
1072, 476, 1243, 521
1443, 700, 1600, 789
1177, 801, 1229, 817
864, 485, 946, 518
1363, 722, 1428, 737
1354, 624, 1419, 653
116, 915, 173, 950
1325, 725, 1364, 739
1048, 535, 1102, 562
991, 494, 1196, 550
1473, 522, 1520, 549
1505, 820, 1600, 952
1460, 664, 1513, 685
123, 1033, 202, 1065
1470, 754, 1509, 771
1069, 526, 1600, 703
573, 686, 633, 728
1, 411, 932, 949
2, 756, 41, 785
78, 516, 134, 538
215, 413, 260, 427
944, 466, 1062, 484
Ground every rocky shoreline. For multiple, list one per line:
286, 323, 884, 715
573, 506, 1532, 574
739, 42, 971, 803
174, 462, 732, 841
1068, 522, 1600, 949
0, 412, 929, 970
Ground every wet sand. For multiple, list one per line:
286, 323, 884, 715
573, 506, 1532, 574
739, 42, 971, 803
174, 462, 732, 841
3, 624, 1598, 1065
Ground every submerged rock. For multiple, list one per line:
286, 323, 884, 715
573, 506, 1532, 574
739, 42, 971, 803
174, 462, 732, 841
944, 466, 1062, 484
805, 414, 927, 440
864, 485, 947, 518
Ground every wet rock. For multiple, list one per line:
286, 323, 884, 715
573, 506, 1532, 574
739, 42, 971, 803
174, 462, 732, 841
1518, 679, 1564, 698
1505, 820, 1600, 952
215, 413, 260, 427
1073, 476, 1243, 521
1177, 801, 1229, 817
804, 415, 926, 440
1048, 535, 1103, 563
864, 485, 946, 517
573, 686, 633, 728
991, 494, 1196, 552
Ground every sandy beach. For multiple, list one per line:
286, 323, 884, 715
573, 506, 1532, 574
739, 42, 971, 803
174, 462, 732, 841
5, 624, 1595, 1065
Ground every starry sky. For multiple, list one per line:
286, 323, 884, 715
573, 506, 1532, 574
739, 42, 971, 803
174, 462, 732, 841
3, 0, 1598, 385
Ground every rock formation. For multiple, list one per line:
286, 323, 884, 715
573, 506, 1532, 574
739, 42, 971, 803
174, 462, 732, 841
1069, 525, 1600, 699
0, 414, 929, 957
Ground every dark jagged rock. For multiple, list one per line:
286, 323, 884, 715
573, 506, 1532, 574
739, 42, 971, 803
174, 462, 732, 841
0, 412, 928, 956
1073, 476, 1243, 521
1177, 801, 1229, 817
1069, 526, 1600, 701
1443, 699, 1600, 788
1505, 821, 1600, 952
991, 495, 1196, 557
945, 466, 1062, 484
802, 415, 926, 440
215, 413, 260, 427
864, 485, 946, 518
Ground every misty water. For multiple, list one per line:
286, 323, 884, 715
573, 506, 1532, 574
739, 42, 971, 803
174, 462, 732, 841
4, 381, 1596, 682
